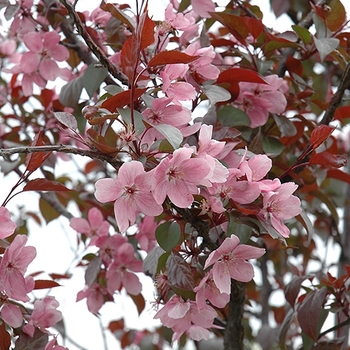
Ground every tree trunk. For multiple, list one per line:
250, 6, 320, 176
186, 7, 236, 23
224, 280, 245, 350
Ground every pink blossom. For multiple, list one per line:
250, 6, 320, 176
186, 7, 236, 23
106, 242, 143, 295
0, 235, 36, 302
22, 297, 63, 337
76, 283, 113, 314
135, 216, 158, 252
208, 168, 261, 206
191, 0, 215, 18
235, 75, 287, 128
204, 235, 265, 294
0, 207, 17, 239
161, 64, 196, 103
142, 97, 191, 127
95, 161, 163, 232
239, 153, 272, 182
96, 234, 127, 268
154, 295, 218, 342
21, 31, 69, 80
194, 270, 230, 309
185, 42, 220, 81
70, 207, 109, 245
258, 181, 302, 238
165, 3, 196, 31
153, 148, 211, 208
1, 303, 23, 328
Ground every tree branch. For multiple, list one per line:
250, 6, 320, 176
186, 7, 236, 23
320, 61, 350, 125
59, 0, 128, 85
224, 280, 245, 350
0, 145, 123, 168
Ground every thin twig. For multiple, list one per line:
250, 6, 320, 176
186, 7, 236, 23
320, 61, 350, 125
0, 145, 123, 168
59, 0, 128, 85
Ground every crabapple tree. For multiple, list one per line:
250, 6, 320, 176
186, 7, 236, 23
0, 0, 350, 349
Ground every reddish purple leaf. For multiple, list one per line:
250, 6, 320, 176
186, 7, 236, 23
297, 287, 328, 340
25, 131, 52, 173
138, 11, 155, 50
23, 178, 72, 192
120, 34, 139, 82
310, 151, 347, 168
148, 50, 199, 67
310, 125, 335, 149
285, 276, 309, 308
101, 88, 147, 112
34, 279, 61, 290
166, 252, 195, 290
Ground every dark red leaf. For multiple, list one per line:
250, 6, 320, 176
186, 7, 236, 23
101, 88, 147, 112
148, 50, 198, 67
286, 56, 304, 76
334, 105, 350, 123
310, 125, 335, 149
310, 151, 347, 168
217, 68, 267, 85
166, 252, 195, 290
0, 322, 11, 350
285, 276, 308, 308
109, 319, 125, 333
23, 178, 72, 192
327, 169, 350, 184
138, 11, 155, 50
210, 12, 249, 44
120, 34, 139, 81
34, 279, 61, 290
129, 293, 145, 315
243, 17, 264, 39
25, 131, 52, 173
297, 287, 328, 341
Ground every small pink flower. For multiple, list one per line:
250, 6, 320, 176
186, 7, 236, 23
161, 64, 196, 103
154, 295, 218, 342
95, 161, 163, 232
22, 297, 63, 337
194, 270, 230, 309
142, 97, 191, 127
1, 303, 23, 328
191, 0, 215, 18
0, 207, 17, 239
70, 207, 109, 245
76, 283, 113, 314
153, 148, 211, 208
135, 216, 158, 252
259, 181, 302, 238
21, 31, 69, 81
204, 235, 265, 294
0, 235, 36, 302
185, 42, 220, 81
236, 75, 287, 128
106, 242, 143, 295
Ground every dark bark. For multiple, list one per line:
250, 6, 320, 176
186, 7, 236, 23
224, 280, 245, 350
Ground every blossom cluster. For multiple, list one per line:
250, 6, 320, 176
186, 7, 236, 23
0, 225, 66, 348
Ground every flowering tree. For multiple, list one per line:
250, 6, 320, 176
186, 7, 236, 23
0, 0, 350, 349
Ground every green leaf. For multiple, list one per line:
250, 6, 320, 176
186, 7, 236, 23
153, 124, 183, 149
202, 84, 231, 105
310, 190, 339, 225
217, 106, 250, 127
263, 136, 284, 155
39, 197, 60, 224
292, 25, 312, 44
314, 37, 340, 62
155, 221, 181, 252
117, 108, 145, 134
59, 75, 84, 107
83, 64, 108, 98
